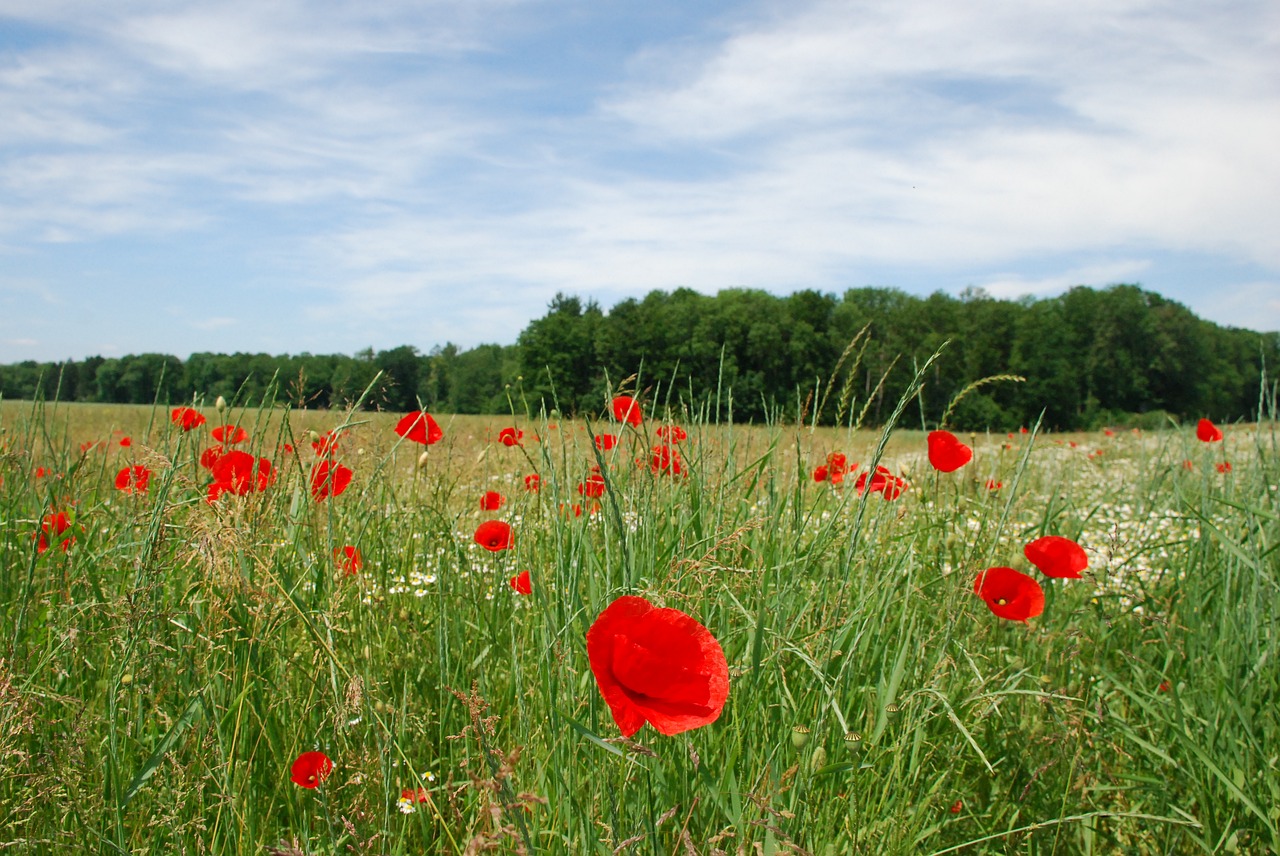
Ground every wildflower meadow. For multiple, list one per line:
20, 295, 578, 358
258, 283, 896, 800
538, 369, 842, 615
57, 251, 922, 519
0, 362, 1277, 854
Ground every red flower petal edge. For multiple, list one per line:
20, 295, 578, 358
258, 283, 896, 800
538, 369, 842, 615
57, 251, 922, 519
474, 520, 513, 552
611, 395, 642, 426
1024, 535, 1087, 579
395, 411, 444, 445
290, 751, 333, 788
586, 595, 729, 737
1196, 418, 1222, 443
927, 430, 972, 473
509, 570, 531, 595
974, 567, 1044, 622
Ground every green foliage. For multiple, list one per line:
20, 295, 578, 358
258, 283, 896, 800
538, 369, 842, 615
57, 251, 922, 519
3, 285, 1277, 431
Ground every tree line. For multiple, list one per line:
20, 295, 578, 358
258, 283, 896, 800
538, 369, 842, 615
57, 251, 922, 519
1, 285, 1275, 431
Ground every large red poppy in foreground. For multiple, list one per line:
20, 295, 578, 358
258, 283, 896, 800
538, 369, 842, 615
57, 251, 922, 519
974, 566, 1044, 622
587, 595, 729, 737
395, 411, 444, 445
1024, 536, 1087, 579
928, 430, 972, 473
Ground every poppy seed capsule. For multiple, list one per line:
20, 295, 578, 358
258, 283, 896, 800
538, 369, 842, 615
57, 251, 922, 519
791, 726, 811, 749
809, 746, 827, 771
844, 731, 863, 752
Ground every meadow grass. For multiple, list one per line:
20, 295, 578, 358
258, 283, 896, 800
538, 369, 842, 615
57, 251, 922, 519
0, 390, 1277, 854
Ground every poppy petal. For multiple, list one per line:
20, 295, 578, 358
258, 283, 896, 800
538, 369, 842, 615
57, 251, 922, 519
927, 430, 973, 473
1024, 536, 1087, 579
587, 595, 729, 737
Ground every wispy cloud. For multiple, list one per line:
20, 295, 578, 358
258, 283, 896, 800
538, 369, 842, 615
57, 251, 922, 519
0, 0, 1277, 362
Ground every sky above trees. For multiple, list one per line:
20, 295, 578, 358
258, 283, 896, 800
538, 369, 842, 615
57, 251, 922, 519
2, 0, 1278, 362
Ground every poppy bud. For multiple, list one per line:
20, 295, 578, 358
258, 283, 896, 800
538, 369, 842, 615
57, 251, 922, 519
417, 451, 431, 468
791, 726, 811, 749
215, 395, 227, 413
120, 673, 133, 687
809, 746, 827, 771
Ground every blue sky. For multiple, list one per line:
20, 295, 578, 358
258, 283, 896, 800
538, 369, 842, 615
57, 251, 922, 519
2, 0, 1278, 363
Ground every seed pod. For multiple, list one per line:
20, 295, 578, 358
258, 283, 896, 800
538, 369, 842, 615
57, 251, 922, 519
791, 726, 811, 750
843, 731, 863, 752
809, 746, 827, 771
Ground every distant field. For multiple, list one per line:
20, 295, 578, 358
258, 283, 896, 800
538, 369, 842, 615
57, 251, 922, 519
0, 397, 1276, 854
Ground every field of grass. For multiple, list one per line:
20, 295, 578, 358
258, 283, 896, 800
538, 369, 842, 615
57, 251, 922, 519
0, 389, 1277, 854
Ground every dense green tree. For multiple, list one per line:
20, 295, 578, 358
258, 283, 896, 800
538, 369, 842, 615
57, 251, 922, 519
3, 284, 1276, 430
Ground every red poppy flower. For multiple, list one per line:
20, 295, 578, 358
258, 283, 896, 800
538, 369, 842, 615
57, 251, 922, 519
928, 430, 972, 473
594, 433, 618, 451
34, 466, 52, 478
1024, 535, 1087, 579
114, 465, 152, 494
1104, 428, 1115, 437
509, 570, 531, 595
656, 425, 687, 443
949, 799, 963, 814
650, 445, 684, 477
985, 479, 1002, 491
1196, 418, 1222, 442
119, 436, 132, 448
474, 520, 513, 552
1217, 461, 1232, 473
812, 465, 829, 482
395, 411, 444, 445
578, 473, 606, 498
334, 545, 362, 576
211, 425, 248, 444
524, 473, 541, 492
290, 751, 333, 788
611, 395, 642, 427
310, 460, 353, 501
312, 430, 345, 457
561, 503, 583, 518
401, 787, 430, 804
80, 441, 97, 453
498, 427, 523, 447
1181, 459, 1194, 470
210, 450, 275, 496
974, 567, 1044, 622
480, 490, 504, 511
171, 407, 206, 432
587, 595, 730, 737
855, 466, 907, 500
1158, 680, 1171, 693
199, 446, 224, 470
827, 452, 847, 472
37, 511, 75, 554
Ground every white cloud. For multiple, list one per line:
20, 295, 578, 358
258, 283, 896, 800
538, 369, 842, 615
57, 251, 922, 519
1196, 281, 1280, 332
0, 0, 1278, 358
972, 261, 1153, 301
